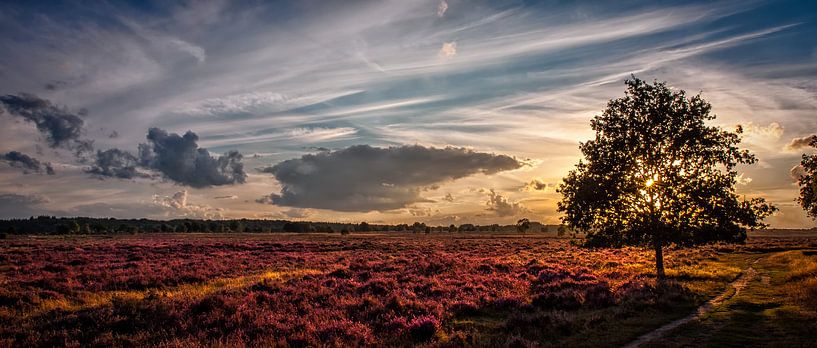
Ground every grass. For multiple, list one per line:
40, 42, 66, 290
643, 249, 817, 348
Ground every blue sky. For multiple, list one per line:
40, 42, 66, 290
1, 0, 816, 227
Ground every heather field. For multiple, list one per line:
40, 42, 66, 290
1, 233, 816, 347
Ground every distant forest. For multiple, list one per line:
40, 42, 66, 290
0, 216, 562, 236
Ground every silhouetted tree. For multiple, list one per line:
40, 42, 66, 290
558, 77, 776, 279
796, 136, 817, 219
448, 224, 457, 233
358, 222, 370, 232
516, 218, 530, 234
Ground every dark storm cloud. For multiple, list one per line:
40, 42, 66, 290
786, 134, 817, 150
86, 148, 144, 179
1, 151, 54, 175
0, 94, 93, 154
138, 127, 247, 187
86, 128, 247, 187
258, 144, 525, 212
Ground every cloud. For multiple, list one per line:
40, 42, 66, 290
485, 189, 529, 217
86, 148, 145, 179
439, 42, 457, 58
153, 190, 223, 219
86, 127, 247, 187
214, 195, 238, 200
1, 151, 54, 175
258, 144, 524, 211
522, 178, 555, 192
200, 127, 358, 148
442, 193, 455, 202
166, 38, 206, 63
408, 206, 434, 217
0, 93, 93, 154
736, 173, 753, 186
0, 193, 50, 218
785, 134, 817, 151
283, 208, 311, 219
138, 127, 247, 187
437, 0, 448, 17
790, 164, 806, 182
68, 202, 166, 219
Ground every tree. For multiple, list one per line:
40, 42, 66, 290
448, 224, 457, 233
557, 77, 776, 279
69, 220, 80, 234
516, 218, 530, 234
796, 136, 817, 218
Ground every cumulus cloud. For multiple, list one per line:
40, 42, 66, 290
258, 144, 524, 212
0, 93, 93, 155
741, 122, 784, 139
439, 42, 457, 58
785, 134, 817, 151
87, 127, 247, 187
153, 190, 224, 219
790, 164, 806, 182
485, 189, 529, 217
437, 0, 448, 17
522, 178, 555, 192
736, 173, 753, 186
139, 127, 247, 187
1, 151, 54, 175
86, 148, 145, 179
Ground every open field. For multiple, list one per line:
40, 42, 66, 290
1, 232, 816, 347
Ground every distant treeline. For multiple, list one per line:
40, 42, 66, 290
0, 216, 564, 236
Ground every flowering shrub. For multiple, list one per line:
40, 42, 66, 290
0, 234, 796, 346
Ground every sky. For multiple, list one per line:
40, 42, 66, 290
0, 0, 816, 228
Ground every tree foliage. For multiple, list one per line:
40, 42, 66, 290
516, 218, 531, 234
796, 137, 817, 219
557, 77, 776, 276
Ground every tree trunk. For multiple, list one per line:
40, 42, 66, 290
654, 237, 665, 280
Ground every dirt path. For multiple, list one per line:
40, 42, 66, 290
621, 265, 758, 348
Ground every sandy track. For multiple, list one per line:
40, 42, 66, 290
621, 265, 758, 348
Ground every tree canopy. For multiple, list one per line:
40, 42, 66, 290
796, 137, 817, 219
557, 77, 776, 277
